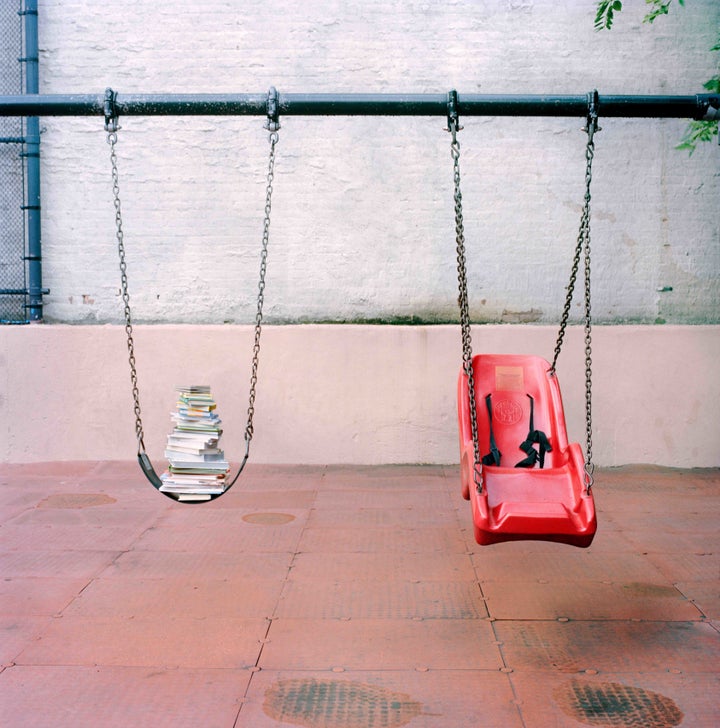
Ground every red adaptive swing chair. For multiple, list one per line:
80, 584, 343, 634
458, 354, 596, 547
447, 89, 599, 547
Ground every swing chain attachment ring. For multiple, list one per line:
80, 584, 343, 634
104, 87, 120, 133
265, 86, 281, 134
447, 89, 483, 494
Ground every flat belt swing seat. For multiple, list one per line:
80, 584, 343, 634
458, 354, 596, 547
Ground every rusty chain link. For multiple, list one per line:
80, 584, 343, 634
107, 128, 146, 455
449, 116, 483, 494
244, 129, 278, 446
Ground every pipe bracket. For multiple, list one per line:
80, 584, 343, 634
265, 86, 281, 132
104, 88, 119, 132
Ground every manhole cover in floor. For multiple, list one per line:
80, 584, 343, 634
554, 679, 683, 727
38, 493, 116, 509
242, 512, 296, 525
263, 678, 427, 728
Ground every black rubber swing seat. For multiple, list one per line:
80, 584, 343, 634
458, 354, 597, 547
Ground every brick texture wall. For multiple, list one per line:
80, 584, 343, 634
35, 0, 719, 324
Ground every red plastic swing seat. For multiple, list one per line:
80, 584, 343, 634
458, 354, 597, 548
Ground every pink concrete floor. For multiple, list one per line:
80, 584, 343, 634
0, 462, 718, 727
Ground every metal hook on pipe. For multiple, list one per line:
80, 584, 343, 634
104, 88, 119, 132
264, 86, 281, 132
584, 89, 601, 140
446, 89, 463, 139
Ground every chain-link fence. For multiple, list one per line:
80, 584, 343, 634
0, 1, 27, 323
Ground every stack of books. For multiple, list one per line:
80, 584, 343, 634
159, 386, 230, 502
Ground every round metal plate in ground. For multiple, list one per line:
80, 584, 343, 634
263, 678, 427, 728
554, 679, 683, 727
242, 512, 296, 525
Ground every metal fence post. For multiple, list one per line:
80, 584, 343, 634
21, 0, 43, 321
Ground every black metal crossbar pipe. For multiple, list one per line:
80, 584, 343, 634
0, 92, 718, 120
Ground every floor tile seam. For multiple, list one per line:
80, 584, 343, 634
491, 618, 719, 627
481, 617, 711, 623
472, 576, 649, 585
13, 615, 273, 625
476, 578, 693, 584
280, 576, 491, 582
262, 485, 324, 644
496, 659, 529, 728
268, 616, 491, 621
600, 518, 720, 525
40, 517, 171, 618
507, 668, 720, 676
9, 664, 708, 678
486, 617, 516, 691
666, 589, 710, 620
68, 575, 292, 585
126, 549, 305, 555
672, 578, 720, 588
644, 556, 719, 573
1, 663, 256, 674
288, 551, 476, 556
236, 472, 329, 727
442, 471, 483, 587
258, 616, 493, 622
505, 667, 720, 677
8, 662, 666, 676
10, 659, 262, 670
248, 666, 520, 673
3, 613, 57, 667
304, 523, 463, 529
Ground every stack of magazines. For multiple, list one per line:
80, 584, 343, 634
160, 386, 230, 502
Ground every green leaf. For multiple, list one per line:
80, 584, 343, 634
675, 120, 719, 156
644, 0, 672, 24
594, 0, 622, 30
703, 78, 720, 93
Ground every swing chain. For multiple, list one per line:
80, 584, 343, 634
107, 122, 146, 454
244, 125, 279, 446
448, 92, 483, 494
550, 90, 599, 491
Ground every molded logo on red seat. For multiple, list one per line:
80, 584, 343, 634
494, 398, 523, 425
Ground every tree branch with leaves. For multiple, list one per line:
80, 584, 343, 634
595, 0, 718, 154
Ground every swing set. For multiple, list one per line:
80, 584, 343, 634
3, 88, 717, 546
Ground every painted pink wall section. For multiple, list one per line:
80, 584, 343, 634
1, 324, 718, 467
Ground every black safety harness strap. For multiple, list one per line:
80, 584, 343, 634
481, 394, 502, 466
482, 393, 552, 470
515, 394, 552, 468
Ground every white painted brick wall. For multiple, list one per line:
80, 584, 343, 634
35, 0, 719, 324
